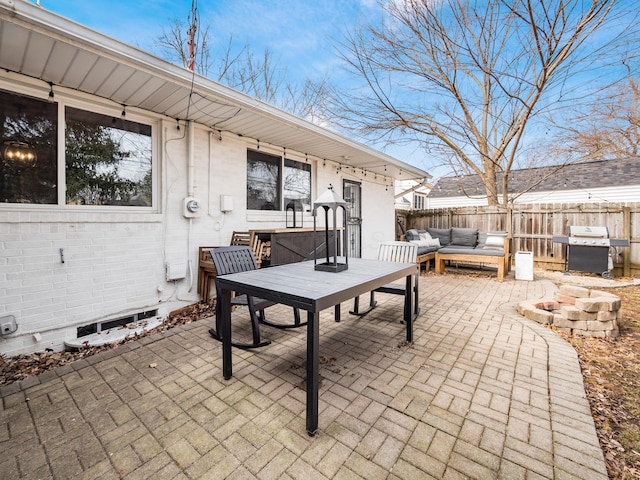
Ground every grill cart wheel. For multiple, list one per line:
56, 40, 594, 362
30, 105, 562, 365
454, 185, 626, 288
602, 271, 614, 280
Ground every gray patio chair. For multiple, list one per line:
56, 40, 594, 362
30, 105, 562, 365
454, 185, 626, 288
349, 241, 420, 323
207, 245, 303, 349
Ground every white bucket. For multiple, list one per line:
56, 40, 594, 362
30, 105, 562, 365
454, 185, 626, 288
515, 251, 534, 281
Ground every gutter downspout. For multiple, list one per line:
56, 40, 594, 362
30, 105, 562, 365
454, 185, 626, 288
187, 120, 195, 197
186, 120, 195, 292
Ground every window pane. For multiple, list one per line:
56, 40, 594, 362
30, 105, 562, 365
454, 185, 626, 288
284, 159, 311, 212
0, 89, 58, 204
247, 150, 280, 210
65, 107, 152, 206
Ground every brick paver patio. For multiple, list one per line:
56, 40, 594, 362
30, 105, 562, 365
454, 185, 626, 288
0, 272, 608, 479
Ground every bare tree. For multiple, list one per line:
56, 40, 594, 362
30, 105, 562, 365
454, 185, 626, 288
550, 67, 640, 161
155, 18, 331, 121
332, 0, 639, 205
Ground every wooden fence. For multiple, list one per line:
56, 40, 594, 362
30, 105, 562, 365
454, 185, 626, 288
397, 202, 640, 277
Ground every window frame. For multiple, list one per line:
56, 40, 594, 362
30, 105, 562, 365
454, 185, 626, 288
64, 105, 154, 208
247, 149, 312, 212
0, 81, 159, 212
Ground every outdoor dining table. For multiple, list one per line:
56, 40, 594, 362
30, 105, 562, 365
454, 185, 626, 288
215, 257, 418, 436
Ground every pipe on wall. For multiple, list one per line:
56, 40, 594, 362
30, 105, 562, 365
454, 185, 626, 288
187, 120, 195, 197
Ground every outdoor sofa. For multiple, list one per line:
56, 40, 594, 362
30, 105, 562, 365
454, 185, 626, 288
404, 227, 511, 281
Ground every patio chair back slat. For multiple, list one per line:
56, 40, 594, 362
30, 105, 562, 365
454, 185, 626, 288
378, 241, 418, 263
208, 246, 303, 349
349, 241, 420, 322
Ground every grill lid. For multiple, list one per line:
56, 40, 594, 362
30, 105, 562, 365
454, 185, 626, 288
568, 226, 609, 238
567, 226, 610, 246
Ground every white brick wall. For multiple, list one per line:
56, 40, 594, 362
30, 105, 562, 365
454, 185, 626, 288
0, 122, 397, 356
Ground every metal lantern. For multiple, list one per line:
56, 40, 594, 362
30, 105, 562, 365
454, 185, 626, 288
313, 184, 348, 272
285, 200, 303, 228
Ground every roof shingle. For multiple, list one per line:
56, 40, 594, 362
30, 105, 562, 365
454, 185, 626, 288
428, 158, 640, 198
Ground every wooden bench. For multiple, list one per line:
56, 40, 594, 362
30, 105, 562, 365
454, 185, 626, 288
417, 251, 437, 273
435, 237, 511, 282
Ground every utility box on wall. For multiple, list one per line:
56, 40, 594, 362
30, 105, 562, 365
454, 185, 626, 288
165, 262, 187, 281
220, 195, 233, 212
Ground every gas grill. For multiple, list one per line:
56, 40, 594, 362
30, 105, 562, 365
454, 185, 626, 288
553, 226, 629, 279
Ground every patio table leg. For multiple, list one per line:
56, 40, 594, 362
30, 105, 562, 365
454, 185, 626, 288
405, 274, 413, 343
306, 311, 319, 436
219, 288, 233, 380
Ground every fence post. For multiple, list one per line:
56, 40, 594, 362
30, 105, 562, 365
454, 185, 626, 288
623, 206, 631, 277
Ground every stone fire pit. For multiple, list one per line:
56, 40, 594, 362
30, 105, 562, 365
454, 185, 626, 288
516, 284, 621, 338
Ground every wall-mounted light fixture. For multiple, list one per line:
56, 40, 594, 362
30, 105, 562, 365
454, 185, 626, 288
48, 82, 54, 102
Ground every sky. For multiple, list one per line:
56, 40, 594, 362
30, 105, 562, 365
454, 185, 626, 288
33, 1, 639, 181
36, 0, 435, 170
43, 0, 378, 90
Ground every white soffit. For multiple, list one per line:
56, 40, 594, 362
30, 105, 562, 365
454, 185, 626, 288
0, 0, 429, 180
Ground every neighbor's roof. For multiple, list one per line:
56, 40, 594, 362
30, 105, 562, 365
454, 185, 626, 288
428, 158, 640, 198
0, 1, 429, 181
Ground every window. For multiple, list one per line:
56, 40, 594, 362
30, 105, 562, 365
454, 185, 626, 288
414, 193, 425, 210
247, 150, 311, 211
284, 159, 311, 212
0, 89, 58, 204
0, 88, 154, 207
65, 107, 152, 206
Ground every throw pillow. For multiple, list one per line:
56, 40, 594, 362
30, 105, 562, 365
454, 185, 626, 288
410, 237, 440, 248
419, 232, 433, 242
405, 229, 421, 241
425, 238, 441, 248
483, 234, 506, 250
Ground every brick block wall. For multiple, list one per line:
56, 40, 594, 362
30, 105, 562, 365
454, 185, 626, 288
517, 285, 621, 338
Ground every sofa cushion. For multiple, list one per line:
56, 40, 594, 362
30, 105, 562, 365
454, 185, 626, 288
451, 228, 478, 247
427, 228, 452, 246
416, 245, 440, 255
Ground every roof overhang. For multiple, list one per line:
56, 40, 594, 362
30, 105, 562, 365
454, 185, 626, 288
0, 0, 429, 181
